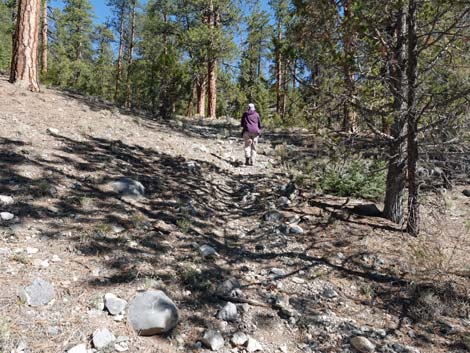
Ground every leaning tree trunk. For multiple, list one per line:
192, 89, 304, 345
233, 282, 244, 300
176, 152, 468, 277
40, 0, 47, 75
10, 0, 41, 92
406, 0, 420, 236
383, 1, 407, 224
124, 0, 136, 109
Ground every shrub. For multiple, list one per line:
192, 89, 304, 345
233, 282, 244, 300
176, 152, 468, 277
318, 159, 386, 201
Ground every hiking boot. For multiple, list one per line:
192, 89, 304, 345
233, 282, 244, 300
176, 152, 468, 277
245, 157, 251, 166
249, 158, 254, 166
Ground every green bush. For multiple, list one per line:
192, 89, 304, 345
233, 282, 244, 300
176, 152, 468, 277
318, 159, 386, 201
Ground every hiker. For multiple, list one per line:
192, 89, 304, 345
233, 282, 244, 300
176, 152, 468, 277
241, 103, 261, 166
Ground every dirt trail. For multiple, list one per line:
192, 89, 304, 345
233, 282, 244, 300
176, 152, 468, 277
1, 77, 469, 353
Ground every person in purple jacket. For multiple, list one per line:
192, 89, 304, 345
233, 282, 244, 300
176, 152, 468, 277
241, 103, 262, 166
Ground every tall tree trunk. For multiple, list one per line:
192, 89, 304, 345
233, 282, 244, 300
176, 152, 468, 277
10, 0, 41, 92
383, 1, 407, 224
342, 0, 357, 133
40, 0, 47, 75
196, 76, 206, 117
114, 3, 125, 100
275, 23, 283, 117
207, 1, 218, 119
406, 0, 420, 236
125, 0, 136, 109
186, 79, 196, 117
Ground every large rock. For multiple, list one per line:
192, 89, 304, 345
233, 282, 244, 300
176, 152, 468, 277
109, 177, 145, 197
92, 327, 115, 349
128, 290, 179, 335
350, 336, 375, 352
246, 337, 263, 352
217, 302, 238, 321
352, 204, 381, 217
104, 293, 127, 315
201, 329, 224, 351
263, 211, 284, 223
67, 344, 87, 353
231, 332, 248, 346
0, 195, 14, 205
20, 278, 55, 306
0, 212, 14, 221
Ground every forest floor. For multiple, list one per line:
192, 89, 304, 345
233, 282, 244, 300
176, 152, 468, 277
0, 75, 469, 353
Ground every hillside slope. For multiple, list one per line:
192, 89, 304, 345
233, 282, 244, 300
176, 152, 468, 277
0, 77, 469, 353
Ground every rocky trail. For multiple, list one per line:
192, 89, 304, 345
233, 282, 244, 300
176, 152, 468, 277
1, 76, 470, 353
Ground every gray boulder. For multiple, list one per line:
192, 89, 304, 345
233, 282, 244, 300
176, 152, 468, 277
350, 336, 375, 352
104, 293, 127, 315
0, 212, 14, 221
231, 332, 248, 346
263, 211, 283, 223
201, 329, 224, 351
67, 344, 87, 353
217, 302, 238, 321
128, 290, 179, 335
20, 278, 55, 306
0, 195, 14, 205
246, 337, 263, 352
92, 327, 115, 349
109, 177, 145, 197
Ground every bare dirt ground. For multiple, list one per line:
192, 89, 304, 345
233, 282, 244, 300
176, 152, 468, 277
0, 76, 469, 353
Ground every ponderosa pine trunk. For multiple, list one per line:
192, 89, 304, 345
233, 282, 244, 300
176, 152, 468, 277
125, 0, 136, 109
275, 23, 283, 117
342, 0, 357, 133
196, 76, 206, 117
406, 0, 420, 236
40, 0, 47, 75
10, 0, 41, 92
114, 2, 125, 100
207, 1, 218, 119
383, 1, 407, 224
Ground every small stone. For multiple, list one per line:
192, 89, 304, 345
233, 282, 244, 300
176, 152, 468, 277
217, 302, 238, 321
128, 290, 179, 335
288, 224, 304, 234
104, 293, 127, 315
67, 344, 87, 353
270, 268, 286, 278
20, 278, 55, 306
322, 285, 338, 299
350, 336, 375, 352
47, 326, 60, 336
202, 329, 225, 351
231, 332, 248, 346
51, 255, 61, 262
199, 244, 217, 257
263, 211, 283, 223
0, 195, 14, 205
462, 189, 470, 197
217, 279, 241, 294
26, 247, 39, 254
92, 327, 115, 349
0, 212, 14, 221
47, 127, 59, 135
111, 224, 125, 233
278, 197, 291, 208
246, 337, 263, 352
115, 342, 129, 352
109, 177, 145, 197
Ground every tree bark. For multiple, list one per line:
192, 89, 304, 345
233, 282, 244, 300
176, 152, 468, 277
10, 0, 41, 92
196, 76, 206, 117
40, 0, 47, 75
406, 0, 420, 236
275, 23, 283, 117
114, 2, 125, 100
342, 0, 357, 133
383, 1, 407, 224
207, 1, 218, 119
125, 0, 136, 109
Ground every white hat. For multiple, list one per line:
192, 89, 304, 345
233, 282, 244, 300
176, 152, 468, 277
248, 103, 255, 111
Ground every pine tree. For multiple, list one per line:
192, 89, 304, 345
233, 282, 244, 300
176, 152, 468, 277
10, 0, 41, 92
